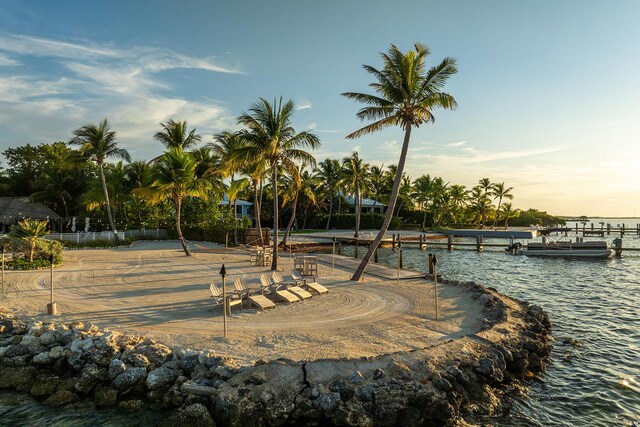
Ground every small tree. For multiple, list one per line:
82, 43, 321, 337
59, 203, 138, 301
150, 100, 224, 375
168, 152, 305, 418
11, 219, 50, 262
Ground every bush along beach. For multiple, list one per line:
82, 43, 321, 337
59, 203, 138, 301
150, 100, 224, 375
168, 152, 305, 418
0, 280, 551, 426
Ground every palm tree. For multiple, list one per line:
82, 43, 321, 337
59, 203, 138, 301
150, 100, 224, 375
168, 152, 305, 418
237, 98, 320, 270
154, 119, 201, 151
411, 174, 434, 230
11, 219, 49, 262
367, 164, 386, 219
226, 177, 249, 245
478, 178, 493, 198
280, 168, 302, 247
341, 152, 370, 238
491, 182, 514, 228
71, 119, 130, 241
499, 202, 519, 228
470, 185, 492, 228
135, 149, 211, 256
446, 184, 468, 225
342, 43, 457, 280
316, 159, 340, 229
429, 177, 449, 227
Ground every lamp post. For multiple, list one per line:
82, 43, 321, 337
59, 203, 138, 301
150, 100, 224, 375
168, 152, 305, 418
219, 264, 227, 338
47, 254, 57, 315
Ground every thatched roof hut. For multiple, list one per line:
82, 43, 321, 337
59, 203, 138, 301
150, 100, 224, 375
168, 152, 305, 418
0, 197, 60, 225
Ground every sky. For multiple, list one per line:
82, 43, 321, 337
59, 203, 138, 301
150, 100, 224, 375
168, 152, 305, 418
0, 0, 639, 217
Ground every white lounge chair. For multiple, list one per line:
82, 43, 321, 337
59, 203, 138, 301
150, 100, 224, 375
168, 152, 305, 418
291, 269, 329, 295
234, 277, 275, 311
260, 274, 301, 304
272, 271, 313, 300
209, 283, 242, 315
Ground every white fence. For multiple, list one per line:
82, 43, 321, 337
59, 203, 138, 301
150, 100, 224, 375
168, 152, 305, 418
41, 229, 169, 243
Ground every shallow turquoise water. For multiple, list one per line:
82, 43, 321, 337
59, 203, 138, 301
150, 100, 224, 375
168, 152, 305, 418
344, 224, 640, 426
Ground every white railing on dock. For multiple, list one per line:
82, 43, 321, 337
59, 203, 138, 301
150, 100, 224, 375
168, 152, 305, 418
41, 229, 168, 243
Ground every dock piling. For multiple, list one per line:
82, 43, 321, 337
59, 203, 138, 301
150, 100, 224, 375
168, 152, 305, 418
447, 235, 454, 251
613, 238, 623, 257
476, 235, 484, 252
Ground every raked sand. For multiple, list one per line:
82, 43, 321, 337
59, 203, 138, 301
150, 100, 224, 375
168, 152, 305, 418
0, 241, 484, 366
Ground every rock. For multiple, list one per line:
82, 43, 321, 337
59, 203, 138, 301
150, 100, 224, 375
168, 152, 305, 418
164, 403, 215, 427
3, 344, 29, 358
478, 293, 496, 306
38, 330, 59, 346
94, 383, 118, 408
70, 337, 95, 353
20, 335, 43, 354
313, 392, 341, 413
119, 399, 144, 411
350, 371, 365, 384
108, 359, 127, 380
134, 343, 172, 367
181, 381, 218, 396
128, 353, 151, 369
146, 366, 177, 389
49, 346, 66, 359
357, 384, 375, 402
44, 390, 79, 406
113, 367, 147, 390
0, 366, 37, 390
178, 355, 199, 374
373, 368, 385, 380
67, 351, 86, 371
389, 361, 412, 380
30, 374, 60, 397
75, 363, 104, 394
32, 351, 52, 365
434, 378, 452, 391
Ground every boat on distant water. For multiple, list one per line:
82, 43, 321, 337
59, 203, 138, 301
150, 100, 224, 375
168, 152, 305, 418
507, 237, 612, 258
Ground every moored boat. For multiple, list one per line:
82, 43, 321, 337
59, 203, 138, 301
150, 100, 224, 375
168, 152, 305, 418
515, 237, 612, 258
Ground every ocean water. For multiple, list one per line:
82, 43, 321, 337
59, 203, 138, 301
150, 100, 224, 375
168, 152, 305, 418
344, 219, 640, 426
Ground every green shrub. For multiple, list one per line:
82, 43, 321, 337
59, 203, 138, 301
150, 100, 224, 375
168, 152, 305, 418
6, 258, 52, 270
11, 238, 63, 265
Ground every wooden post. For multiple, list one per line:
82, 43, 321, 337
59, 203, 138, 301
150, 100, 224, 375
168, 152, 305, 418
613, 238, 623, 257
1, 247, 4, 294
338, 242, 342, 255
447, 235, 454, 251
476, 235, 484, 252
433, 255, 439, 320
428, 253, 434, 275
354, 239, 359, 259
373, 242, 379, 263
47, 254, 57, 315
396, 248, 401, 285
220, 265, 228, 338
332, 237, 336, 270
399, 243, 403, 269
575, 223, 579, 234
591, 223, 594, 230
607, 223, 611, 235
392, 233, 396, 249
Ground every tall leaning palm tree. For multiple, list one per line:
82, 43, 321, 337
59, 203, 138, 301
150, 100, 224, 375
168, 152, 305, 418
342, 43, 458, 281
237, 98, 320, 270
136, 149, 211, 256
71, 119, 130, 241
341, 152, 370, 238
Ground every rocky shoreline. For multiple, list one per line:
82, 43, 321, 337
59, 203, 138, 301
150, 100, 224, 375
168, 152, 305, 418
0, 279, 552, 426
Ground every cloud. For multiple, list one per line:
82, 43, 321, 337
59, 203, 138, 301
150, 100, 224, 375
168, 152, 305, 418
444, 140, 466, 148
0, 52, 20, 66
296, 103, 312, 111
0, 33, 243, 160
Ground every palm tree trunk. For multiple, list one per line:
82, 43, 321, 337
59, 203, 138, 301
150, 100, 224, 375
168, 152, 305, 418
175, 197, 191, 256
422, 208, 427, 231
29, 240, 35, 262
337, 194, 342, 215
253, 181, 263, 246
351, 125, 412, 281
354, 187, 361, 238
492, 196, 503, 228
233, 200, 238, 245
325, 191, 333, 229
99, 163, 119, 242
281, 193, 298, 246
271, 165, 279, 270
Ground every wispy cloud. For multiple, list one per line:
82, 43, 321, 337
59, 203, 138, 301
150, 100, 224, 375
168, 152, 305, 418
0, 33, 243, 159
444, 140, 466, 148
296, 103, 312, 111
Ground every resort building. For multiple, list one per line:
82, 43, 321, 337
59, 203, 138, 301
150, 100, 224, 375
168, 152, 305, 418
218, 194, 253, 219
339, 192, 386, 214
0, 197, 60, 233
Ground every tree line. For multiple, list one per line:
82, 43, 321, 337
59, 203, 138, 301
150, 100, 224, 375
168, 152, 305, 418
0, 43, 564, 279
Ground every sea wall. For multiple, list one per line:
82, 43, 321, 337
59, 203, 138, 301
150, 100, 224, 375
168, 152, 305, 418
0, 280, 552, 426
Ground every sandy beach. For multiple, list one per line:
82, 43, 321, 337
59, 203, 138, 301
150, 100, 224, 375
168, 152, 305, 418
0, 241, 483, 366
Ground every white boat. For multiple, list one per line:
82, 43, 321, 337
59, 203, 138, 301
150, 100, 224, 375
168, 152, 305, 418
512, 237, 612, 258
